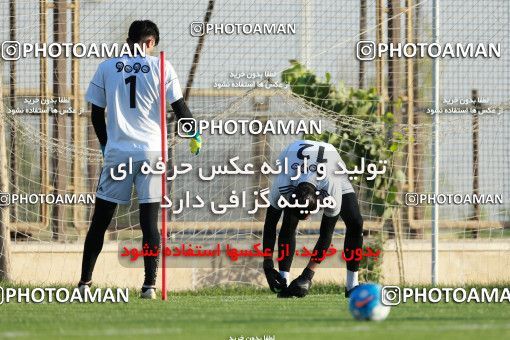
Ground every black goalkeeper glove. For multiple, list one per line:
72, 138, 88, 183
263, 259, 287, 293
278, 267, 314, 298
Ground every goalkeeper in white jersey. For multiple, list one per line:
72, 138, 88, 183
263, 140, 363, 298
78, 20, 202, 299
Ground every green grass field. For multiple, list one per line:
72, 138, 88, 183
1, 284, 509, 340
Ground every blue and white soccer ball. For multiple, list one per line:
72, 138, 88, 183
348, 283, 391, 321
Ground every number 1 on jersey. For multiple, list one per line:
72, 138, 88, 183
297, 143, 328, 163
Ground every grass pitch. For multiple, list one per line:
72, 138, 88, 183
1, 284, 509, 340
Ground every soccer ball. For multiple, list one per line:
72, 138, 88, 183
348, 283, 390, 321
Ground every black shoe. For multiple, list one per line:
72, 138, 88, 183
278, 268, 314, 298
345, 285, 359, 298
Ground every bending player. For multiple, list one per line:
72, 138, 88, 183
262, 140, 363, 298
78, 20, 202, 299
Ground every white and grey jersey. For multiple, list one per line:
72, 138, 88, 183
269, 140, 354, 217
